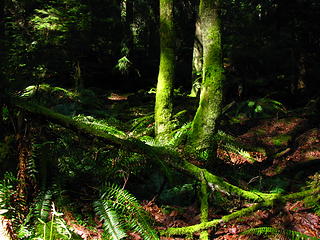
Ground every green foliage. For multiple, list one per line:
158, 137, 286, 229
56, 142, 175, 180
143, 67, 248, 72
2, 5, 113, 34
215, 130, 263, 163
226, 98, 286, 121
241, 227, 318, 240
1, 106, 9, 121
35, 203, 73, 240
73, 114, 127, 138
35, 190, 53, 222
94, 184, 159, 240
168, 122, 192, 147
93, 200, 127, 240
21, 84, 78, 100
303, 173, 320, 215
129, 113, 154, 138
0, 172, 17, 217
159, 183, 196, 206
115, 56, 132, 75
30, 0, 90, 42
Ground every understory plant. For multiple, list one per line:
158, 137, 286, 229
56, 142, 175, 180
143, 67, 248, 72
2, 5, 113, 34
94, 183, 159, 240
241, 227, 318, 240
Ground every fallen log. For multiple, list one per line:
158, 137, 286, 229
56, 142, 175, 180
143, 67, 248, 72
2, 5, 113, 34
13, 98, 277, 202
160, 187, 320, 237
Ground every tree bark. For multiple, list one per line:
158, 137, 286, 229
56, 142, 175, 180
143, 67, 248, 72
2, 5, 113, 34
188, 0, 224, 153
154, 0, 175, 143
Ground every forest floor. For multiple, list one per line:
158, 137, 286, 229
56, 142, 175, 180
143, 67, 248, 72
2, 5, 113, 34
151, 116, 320, 240
107, 92, 320, 239
6, 87, 319, 239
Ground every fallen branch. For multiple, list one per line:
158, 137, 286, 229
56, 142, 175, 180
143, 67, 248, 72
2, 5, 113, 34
159, 187, 320, 237
13, 98, 278, 202
199, 174, 209, 240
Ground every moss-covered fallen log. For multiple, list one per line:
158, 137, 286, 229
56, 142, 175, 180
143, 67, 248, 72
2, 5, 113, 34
12, 99, 273, 200
160, 187, 320, 237
13, 98, 278, 202
13, 99, 320, 237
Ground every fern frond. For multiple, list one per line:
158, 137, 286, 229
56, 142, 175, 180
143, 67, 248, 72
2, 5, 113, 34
241, 227, 318, 240
215, 130, 263, 163
34, 190, 53, 221
168, 122, 192, 147
127, 217, 159, 240
93, 199, 127, 240
97, 184, 159, 240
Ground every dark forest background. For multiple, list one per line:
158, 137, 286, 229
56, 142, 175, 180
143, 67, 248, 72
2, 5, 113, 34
1, 0, 319, 105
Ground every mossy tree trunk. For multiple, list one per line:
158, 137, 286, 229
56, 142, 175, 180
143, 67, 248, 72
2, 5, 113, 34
155, 0, 175, 143
188, 0, 224, 154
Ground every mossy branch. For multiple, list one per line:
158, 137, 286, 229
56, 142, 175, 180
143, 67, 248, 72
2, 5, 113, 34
12, 99, 301, 203
160, 187, 320, 237
199, 175, 209, 240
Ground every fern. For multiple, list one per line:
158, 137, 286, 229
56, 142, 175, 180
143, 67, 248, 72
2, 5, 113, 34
94, 184, 159, 240
215, 130, 262, 163
129, 114, 154, 138
227, 98, 287, 120
241, 227, 319, 240
28, 141, 53, 183
34, 190, 53, 221
0, 172, 17, 217
168, 122, 192, 147
94, 199, 127, 240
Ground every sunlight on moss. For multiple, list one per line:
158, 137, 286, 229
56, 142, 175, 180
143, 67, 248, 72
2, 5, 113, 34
73, 115, 127, 138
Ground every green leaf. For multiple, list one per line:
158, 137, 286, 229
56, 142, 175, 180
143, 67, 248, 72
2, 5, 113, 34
254, 105, 263, 113
93, 200, 127, 240
247, 101, 255, 107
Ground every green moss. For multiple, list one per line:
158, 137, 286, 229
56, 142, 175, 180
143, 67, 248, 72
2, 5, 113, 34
272, 135, 291, 147
155, 0, 175, 144
180, 159, 278, 202
199, 179, 209, 240
188, 0, 223, 152
160, 188, 320, 237
253, 129, 267, 135
21, 84, 77, 99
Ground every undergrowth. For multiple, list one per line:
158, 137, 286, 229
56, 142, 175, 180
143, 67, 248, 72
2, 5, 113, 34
94, 183, 159, 240
241, 227, 318, 240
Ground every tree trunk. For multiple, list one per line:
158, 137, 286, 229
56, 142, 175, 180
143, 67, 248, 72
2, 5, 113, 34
188, 0, 224, 153
190, 15, 203, 97
154, 0, 175, 143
